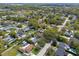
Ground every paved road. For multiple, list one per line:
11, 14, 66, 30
37, 43, 51, 56
58, 15, 70, 32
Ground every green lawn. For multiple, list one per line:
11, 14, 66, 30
1, 48, 17, 56
1, 45, 21, 56
46, 48, 55, 56
32, 47, 40, 55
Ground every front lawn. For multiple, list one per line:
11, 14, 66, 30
1, 45, 21, 56
1, 48, 17, 56
32, 47, 40, 55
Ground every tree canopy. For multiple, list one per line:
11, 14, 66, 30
43, 28, 58, 42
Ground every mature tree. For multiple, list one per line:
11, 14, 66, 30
0, 39, 6, 54
6, 16, 27, 22
29, 19, 40, 29
51, 41, 57, 46
37, 39, 46, 47
17, 24, 23, 28
74, 31, 79, 39
76, 46, 79, 55
46, 48, 55, 56
73, 20, 79, 30
50, 15, 62, 25
44, 18, 49, 24
70, 38, 79, 49
69, 16, 73, 20
43, 28, 58, 42
0, 31, 6, 36
9, 31, 17, 38
57, 36, 68, 44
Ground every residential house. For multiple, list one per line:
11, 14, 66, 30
19, 44, 34, 53
38, 29, 44, 33
23, 27, 30, 32
17, 31, 26, 39
64, 29, 73, 37
2, 16, 7, 20
21, 41, 28, 46
3, 35, 16, 44
30, 37, 37, 43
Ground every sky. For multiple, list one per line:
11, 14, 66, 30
0, 0, 79, 3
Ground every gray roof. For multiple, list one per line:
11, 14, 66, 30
55, 47, 67, 56
55, 42, 68, 56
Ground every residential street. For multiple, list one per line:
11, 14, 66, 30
0, 3, 79, 56
58, 15, 70, 32
37, 43, 51, 56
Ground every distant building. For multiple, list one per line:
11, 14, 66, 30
0, 9, 11, 11
23, 27, 30, 32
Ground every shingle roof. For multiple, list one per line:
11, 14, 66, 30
19, 44, 34, 53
